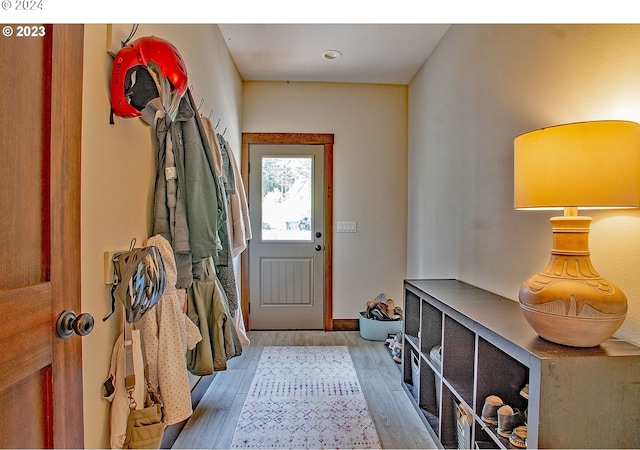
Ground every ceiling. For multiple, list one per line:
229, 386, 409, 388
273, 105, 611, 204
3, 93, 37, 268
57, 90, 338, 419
218, 24, 451, 85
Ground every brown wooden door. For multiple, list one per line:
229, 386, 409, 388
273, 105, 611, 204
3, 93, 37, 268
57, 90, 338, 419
0, 24, 85, 448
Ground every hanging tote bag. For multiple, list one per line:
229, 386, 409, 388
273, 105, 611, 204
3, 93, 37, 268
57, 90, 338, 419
102, 328, 147, 449
123, 319, 166, 449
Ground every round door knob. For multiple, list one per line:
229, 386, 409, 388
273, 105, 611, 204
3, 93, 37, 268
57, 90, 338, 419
315, 245, 322, 251
56, 310, 95, 338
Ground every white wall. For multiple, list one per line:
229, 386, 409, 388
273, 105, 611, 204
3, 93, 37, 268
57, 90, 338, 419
408, 24, 640, 345
243, 81, 408, 318
80, 24, 242, 448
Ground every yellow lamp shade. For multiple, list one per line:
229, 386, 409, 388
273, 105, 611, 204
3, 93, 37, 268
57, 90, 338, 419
514, 120, 640, 210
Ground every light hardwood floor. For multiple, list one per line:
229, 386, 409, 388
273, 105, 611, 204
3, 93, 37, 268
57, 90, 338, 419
170, 330, 438, 449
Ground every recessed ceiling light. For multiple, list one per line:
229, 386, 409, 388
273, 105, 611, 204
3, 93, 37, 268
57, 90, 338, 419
322, 50, 342, 60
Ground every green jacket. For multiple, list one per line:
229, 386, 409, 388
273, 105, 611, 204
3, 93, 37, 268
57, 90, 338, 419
186, 258, 242, 375
152, 91, 228, 287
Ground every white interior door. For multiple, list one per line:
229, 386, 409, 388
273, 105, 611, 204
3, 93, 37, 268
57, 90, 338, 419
248, 144, 325, 329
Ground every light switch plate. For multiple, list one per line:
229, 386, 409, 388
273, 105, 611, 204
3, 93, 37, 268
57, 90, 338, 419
104, 251, 115, 284
337, 221, 357, 233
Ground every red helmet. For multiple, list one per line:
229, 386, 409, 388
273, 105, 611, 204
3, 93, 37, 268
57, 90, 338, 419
110, 36, 188, 118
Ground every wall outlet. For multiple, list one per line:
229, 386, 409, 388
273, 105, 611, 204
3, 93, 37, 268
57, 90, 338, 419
337, 221, 357, 233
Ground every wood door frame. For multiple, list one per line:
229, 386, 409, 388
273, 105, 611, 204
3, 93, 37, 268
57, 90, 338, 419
50, 24, 85, 448
241, 133, 334, 331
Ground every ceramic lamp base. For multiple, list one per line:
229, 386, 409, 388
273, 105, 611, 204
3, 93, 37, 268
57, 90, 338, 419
520, 302, 626, 347
518, 216, 627, 347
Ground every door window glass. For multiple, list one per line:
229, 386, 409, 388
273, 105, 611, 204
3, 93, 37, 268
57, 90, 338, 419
261, 156, 313, 241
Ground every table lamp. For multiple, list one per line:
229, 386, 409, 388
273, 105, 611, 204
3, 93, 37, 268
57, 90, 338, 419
514, 120, 640, 347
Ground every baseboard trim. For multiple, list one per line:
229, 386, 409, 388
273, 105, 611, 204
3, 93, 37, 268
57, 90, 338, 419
333, 318, 358, 331
161, 374, 216, 449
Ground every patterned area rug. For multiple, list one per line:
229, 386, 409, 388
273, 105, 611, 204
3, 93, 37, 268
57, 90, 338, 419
230, 346, 381, 449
